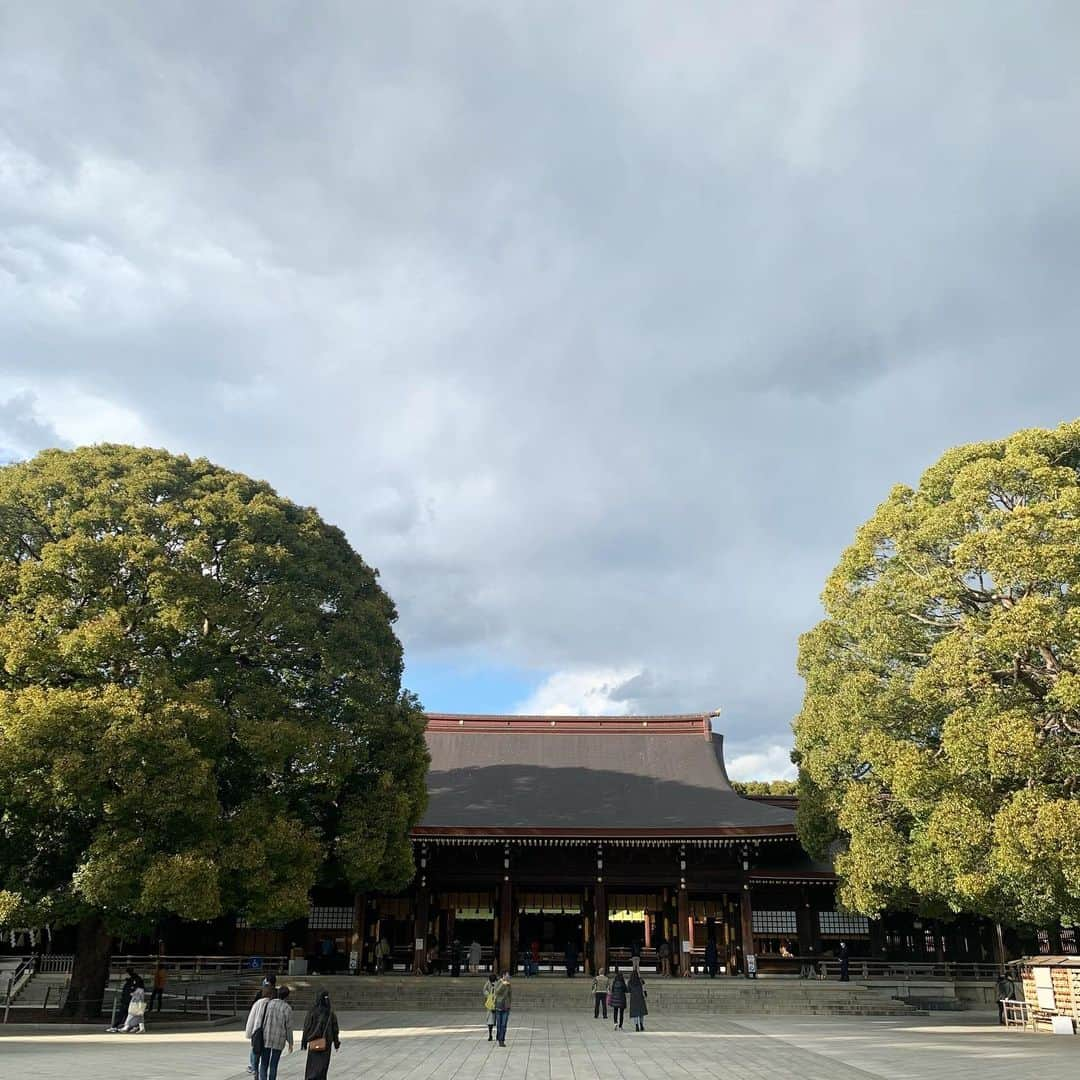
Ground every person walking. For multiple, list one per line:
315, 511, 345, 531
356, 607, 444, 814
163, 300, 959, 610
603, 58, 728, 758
150, 963, 167, 1012
301, 989, 341, 1080
838, 941, 850, 982
108, 981, 147, 1033
115, 967, 140, 1025
591, 968, 610, 1019
246, 985, 294, 1080
628, 969, 648, 1032
468, 939, 482, 974
609, 966, 627, 1030
245, 982, 277, 1074
995, 971, 1016, 1025
482, 971, 499, 1040
493, 971, 512, 1046
630, 939, 642, 974
564, 940, 577, 978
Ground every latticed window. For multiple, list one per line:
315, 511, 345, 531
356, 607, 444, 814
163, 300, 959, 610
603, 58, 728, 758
308, 906, 354, 930
752, 910, 797, 934
1037, 929, 1051, 954
1060, 928, 1077, 955
818, 911, 869, 937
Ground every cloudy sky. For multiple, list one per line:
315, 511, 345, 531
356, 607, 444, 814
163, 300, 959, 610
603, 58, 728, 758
2, 3, 1079, 778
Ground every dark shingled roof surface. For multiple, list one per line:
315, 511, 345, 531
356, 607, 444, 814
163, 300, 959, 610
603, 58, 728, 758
417, 714, 796, 835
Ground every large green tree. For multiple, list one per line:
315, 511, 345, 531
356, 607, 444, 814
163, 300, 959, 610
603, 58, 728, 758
0, 446, 428, 1016
794, 422, 1080, 930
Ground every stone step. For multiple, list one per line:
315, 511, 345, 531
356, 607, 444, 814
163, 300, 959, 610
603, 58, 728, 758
254, 975, 924, 1017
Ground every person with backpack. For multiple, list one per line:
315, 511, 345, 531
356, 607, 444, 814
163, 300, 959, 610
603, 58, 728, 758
482, 971, 499, 1040
301, 989, 341, 1079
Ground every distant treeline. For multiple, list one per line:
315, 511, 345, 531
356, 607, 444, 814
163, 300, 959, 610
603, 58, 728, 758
731, 779, 798, 796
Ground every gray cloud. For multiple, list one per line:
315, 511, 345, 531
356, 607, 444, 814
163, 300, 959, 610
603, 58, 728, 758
2, 2, 1079, 766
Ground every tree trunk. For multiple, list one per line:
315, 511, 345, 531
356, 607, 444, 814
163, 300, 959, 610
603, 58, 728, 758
62, 914, 113, 1020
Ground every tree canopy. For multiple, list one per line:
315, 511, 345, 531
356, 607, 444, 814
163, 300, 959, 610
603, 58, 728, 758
0, 446, 428, 1011
732, 780, 798, 796
794, 422, 1080, 929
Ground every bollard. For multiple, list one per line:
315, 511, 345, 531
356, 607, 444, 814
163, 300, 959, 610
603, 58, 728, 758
110, 991, 119, 1028
206, 995, 211, 1022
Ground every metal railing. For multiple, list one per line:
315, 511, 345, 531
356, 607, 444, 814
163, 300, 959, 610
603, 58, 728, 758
813, 958, 999, 980
109, 954, 289, 978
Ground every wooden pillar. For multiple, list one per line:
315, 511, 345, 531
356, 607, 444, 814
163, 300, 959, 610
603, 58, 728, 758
797, 888, 813, 958
498, 881, 513, 974
676, 888, 690, 974
350, 893, 367, 974
739, 888, 754, 977
594, 882, 608, 974
992, 922, 1006, 973
643, 909, 652, 950
413, 888, 429, 974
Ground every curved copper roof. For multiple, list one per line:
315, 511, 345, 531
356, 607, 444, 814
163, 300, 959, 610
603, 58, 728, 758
415, 713, 796, 839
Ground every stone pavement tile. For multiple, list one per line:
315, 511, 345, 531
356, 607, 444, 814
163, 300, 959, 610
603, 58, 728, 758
0, 1010, 1075, 1080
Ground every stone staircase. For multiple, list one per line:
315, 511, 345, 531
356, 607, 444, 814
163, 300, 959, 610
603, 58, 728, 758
9, 971, 70, 1008
265, 974, 926, 1017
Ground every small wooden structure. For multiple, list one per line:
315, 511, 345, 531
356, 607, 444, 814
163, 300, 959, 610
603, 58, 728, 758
1014, 956, 1080, 1034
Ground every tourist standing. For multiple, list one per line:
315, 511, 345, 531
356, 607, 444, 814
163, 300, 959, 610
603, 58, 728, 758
565, 940, 577, 978
482, 972, 498, 1040
493, 971, 512, 1046
609, 966, 627, 1029
838, 941, 850, 982
657, 938, 671, 977
468, 939, 482, 974
150, 963, 167, 1011
628, 970, 648, 1031
301, 989, 341, 1080
591, 968, 610, 1019
705, 938, 718, 979
630, 939, 642, 974
451, 939, 462, 977
995, 971, 1016, 1025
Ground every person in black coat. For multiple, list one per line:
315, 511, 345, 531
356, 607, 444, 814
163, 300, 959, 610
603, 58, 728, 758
838, 941, 850, 982
564, 941, 577, 978
609, 966, 627, 1029
301, 990, 341, 1080
628, 970, 649, 1031
704, 938, 718, 978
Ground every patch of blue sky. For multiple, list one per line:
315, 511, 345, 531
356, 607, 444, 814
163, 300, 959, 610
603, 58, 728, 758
403, 660, 538, 715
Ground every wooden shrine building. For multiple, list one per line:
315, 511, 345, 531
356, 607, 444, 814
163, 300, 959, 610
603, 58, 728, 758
338, 712, 998, 976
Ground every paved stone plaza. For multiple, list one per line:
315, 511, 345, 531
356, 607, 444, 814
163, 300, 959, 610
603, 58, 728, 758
0, 1010, 1075, 1080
